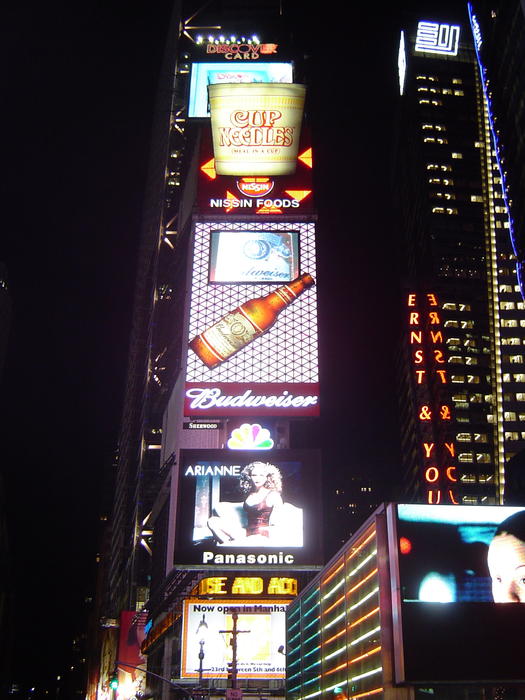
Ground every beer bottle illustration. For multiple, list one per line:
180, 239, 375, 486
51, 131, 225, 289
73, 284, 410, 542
189, 272, 314, 369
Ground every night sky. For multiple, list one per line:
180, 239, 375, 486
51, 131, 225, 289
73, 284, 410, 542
1, 0, 468, 691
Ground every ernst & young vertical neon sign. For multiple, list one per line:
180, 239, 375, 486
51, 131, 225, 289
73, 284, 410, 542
407, 292, 460, 504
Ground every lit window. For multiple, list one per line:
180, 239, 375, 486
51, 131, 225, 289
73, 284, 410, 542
457, 433, 472, 442
454, 90, 465, 96
452, 153, 463, 159
452, 78, 463, 84
502, 319, 518, 327
476, 453, 491, 463
505, 411, 517, 421
467, 375, 480, 383
461, 474, 477, 483
471, 195, 484, 202
505, 432, 520, 441
514, 374, 525, 382
459, 452, 474, 462
449, 356, 464, 364
451, 375, 465, 383
465, 357, 478, 365
474, 433, 488, 443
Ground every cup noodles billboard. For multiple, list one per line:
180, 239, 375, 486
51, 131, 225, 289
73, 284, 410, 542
208, 82, 306, 175
185, 221, 319, 417
388, 503, 525, 683
181, 599, 288, 679
173, 449, 322, 568
197, 126, 314, 215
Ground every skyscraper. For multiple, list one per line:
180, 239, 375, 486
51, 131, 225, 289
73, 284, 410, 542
96, 2, 322, 697
394, 8, 525, 507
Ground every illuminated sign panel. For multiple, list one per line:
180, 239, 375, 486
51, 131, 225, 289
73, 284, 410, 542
210, 229, 299, 283
188, 62, 293, 118
398, 30, 406, 95
197, 127, 313, 215
406, 292, 460, 504
117, 611, 147, 698
185, 221, 319, 417
208, 82, 305, 176
197, 575, 297, 596
181, 599, 288, 679
390, 504, 525, 682
174, 449, 322, 568
415, 21, 461, 55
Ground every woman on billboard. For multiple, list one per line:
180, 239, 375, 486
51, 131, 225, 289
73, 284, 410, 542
207, 461, 287, 544
487, 510, 525, 602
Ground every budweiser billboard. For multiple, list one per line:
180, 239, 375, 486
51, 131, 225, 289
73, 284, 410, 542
208, 82, 306, 175
185, 221, 319, 417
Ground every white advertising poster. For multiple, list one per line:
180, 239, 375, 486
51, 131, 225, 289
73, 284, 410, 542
181, 600, 288, 678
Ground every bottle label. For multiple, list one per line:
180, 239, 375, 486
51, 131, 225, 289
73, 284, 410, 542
201, 311, 258, 361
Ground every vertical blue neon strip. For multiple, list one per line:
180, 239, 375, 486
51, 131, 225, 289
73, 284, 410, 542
467, 3, 524, 298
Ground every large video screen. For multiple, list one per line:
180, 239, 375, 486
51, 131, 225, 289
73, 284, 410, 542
174, 449, 322, 568
185, 221, 319, 417
391, 504, 525, 683
188, 62, 293, 118
209, 229, 299, 283
181, 599, 287, 678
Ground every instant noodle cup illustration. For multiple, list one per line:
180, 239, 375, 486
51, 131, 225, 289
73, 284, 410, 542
208, 82, 306, 176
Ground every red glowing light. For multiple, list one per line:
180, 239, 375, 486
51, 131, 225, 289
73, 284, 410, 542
399, 537, 412, 555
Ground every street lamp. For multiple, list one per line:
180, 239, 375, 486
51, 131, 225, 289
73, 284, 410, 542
196, 613, 209, 688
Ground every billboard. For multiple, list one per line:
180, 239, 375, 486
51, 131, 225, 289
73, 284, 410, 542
174, 449, 322, 567
208, 83, 306, 176
185, 221, 319, 417
389, 504, 525, 683
181, 599, 288, 678
188, 62, 293, 118
197, 127, 313, 215
117, 611, 147, 699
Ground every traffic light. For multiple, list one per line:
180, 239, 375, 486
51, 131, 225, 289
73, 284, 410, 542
109, 673, 119, 690
226, 661, 236, 681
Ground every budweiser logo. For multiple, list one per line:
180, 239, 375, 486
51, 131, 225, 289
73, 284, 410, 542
185, 387, 318, 410
237, 177, 274, 197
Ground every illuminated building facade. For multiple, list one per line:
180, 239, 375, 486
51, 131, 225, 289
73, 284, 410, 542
99, 2, 322, 699
286, 516, 388, 700
286, 503, 525, 700
394, 11, 525, 506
